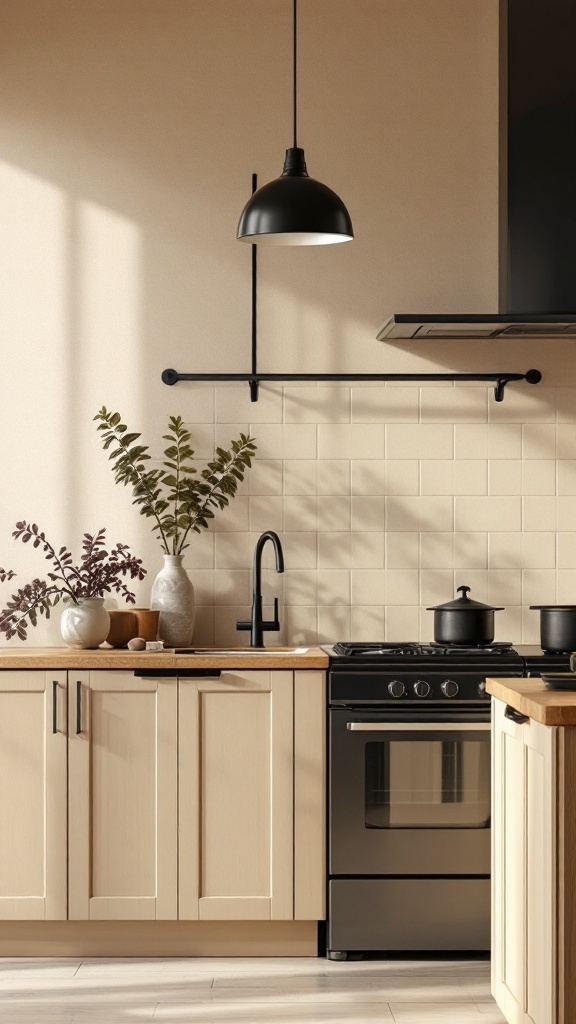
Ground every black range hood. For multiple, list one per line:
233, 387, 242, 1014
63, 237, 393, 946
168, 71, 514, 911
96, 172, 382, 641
378, 0, 576, 341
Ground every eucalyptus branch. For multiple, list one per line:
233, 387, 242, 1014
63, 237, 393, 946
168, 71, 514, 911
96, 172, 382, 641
95, 408, 256, 555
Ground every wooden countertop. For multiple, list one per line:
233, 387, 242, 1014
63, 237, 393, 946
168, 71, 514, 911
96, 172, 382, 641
487, 676, 576, 726
0, 646, 329, 671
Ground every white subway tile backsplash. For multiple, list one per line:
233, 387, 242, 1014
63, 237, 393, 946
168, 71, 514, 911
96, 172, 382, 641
351, 496, 386, 532
317, 460, 351, 495
522, 460, 556, 495
454, 460, 488, 495
317, 570, 351, 605
385, 532, 420, 569
386, 424, 453, 460
351, 532, 385, 568
385, 605, 420, 641
249, 495, 284, 533
351, 386, 419, 423
556, 570, 576, 603
420, 461, 454, 495
201, 383, 576, 646
351, 605, 386, 641
283, 496, 318, 532
248, 459, 283, 495
216, 386, 283, 423
318, 423, 384, 460
523, 496, 557, 531
350, 569, 386, 605
558, 460, 576, 495
322, 496, 352, 532
489, 460, 522, 496
522, 569, 557, 606
420, 387, 487, 423
522, 423, 556, 459
420, 533, 454, 569
556, 424, 576, 459
284, 387, 350, 424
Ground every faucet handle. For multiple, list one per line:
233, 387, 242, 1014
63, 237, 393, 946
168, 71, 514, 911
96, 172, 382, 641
262, 597, 281, 632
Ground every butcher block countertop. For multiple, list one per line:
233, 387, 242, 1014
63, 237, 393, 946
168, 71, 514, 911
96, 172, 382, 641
0, 645, 329, 671
487, 676, 576, 726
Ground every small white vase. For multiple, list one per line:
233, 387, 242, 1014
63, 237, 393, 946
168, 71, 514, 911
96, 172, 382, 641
150, 554, 196, 647
60, 597, 111, 650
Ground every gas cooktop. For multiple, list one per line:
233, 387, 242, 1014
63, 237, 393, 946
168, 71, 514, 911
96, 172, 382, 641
329, 642, 516, 657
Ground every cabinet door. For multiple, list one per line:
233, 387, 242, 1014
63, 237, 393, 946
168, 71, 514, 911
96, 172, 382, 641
492, 699, 556, 1024
68, 671, 178, 920
179, 669, 293, 921
0, 671, 67, 920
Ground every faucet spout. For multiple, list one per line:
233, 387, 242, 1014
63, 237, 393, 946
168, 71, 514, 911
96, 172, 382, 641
236, 530, 285, 648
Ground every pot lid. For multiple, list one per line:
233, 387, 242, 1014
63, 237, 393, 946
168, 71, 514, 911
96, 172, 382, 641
427, 585, 504, 613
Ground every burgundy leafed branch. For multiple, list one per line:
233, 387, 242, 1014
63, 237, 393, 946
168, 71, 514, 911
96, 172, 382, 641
0, 523, 146, 641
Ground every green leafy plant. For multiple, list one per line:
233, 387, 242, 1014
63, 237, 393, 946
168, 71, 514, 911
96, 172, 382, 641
0, 524, 146, 641
94, 407, 257, 555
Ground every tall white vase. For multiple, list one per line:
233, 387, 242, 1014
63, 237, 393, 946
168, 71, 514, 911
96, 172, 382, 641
150, 554, 196, 647
60, 597, 111, 650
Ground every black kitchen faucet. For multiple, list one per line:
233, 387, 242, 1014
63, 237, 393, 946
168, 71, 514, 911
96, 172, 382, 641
236, 530, 284, 647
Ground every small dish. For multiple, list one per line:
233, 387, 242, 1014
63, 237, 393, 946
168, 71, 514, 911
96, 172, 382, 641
541, 673, 576, 690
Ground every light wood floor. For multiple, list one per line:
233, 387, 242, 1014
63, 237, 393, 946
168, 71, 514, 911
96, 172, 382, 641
0, 956, 507, 1023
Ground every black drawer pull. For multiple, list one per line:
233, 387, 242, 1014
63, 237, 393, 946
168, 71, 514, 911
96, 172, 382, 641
504, 704, 529, 725
76, 680, 82, 734
52, 680, 58, 734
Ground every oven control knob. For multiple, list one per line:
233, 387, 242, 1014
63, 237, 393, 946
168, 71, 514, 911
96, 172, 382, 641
388, 680, 406, 698
441, 679, 459, 698
414, 680, 431, 698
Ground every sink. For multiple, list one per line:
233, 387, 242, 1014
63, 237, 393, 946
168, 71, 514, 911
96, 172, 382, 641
172, 647, 309, 655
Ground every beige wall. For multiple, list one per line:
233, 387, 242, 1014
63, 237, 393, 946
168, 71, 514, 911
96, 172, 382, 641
0, 0, 574, 647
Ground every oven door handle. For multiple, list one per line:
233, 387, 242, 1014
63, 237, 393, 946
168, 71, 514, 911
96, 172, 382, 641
346, 722, 490, 732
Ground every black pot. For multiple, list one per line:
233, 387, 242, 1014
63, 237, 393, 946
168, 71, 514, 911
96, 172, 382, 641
529, 605, 576, 654
427, 585, 504, 646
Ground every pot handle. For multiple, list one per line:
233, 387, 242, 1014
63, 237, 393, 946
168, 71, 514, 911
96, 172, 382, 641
456, 585, 471, 601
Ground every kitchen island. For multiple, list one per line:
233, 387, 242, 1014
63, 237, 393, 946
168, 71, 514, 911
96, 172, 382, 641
0, 646, 328, 956
487, 676, 576, 1024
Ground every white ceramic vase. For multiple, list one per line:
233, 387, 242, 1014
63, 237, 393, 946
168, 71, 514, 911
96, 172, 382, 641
150, 554, 196, 647
60, 597, 111, 650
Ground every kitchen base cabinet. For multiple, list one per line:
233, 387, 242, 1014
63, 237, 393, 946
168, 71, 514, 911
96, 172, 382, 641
0, 658, 325, 951
0, 671, 67, 920
68, 671, 178, 920
492, 696, 576, 1024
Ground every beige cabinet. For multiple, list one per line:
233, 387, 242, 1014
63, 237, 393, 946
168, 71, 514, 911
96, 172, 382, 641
0, 671, 67, 920
68, 671, 178, 920
0, 664, 325, 928
492, 697, 556, 1024
178, 669, 294, 920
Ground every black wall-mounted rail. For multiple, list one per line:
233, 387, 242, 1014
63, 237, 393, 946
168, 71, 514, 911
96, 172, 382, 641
162, 174, 542, 404
161, 368, 542, 403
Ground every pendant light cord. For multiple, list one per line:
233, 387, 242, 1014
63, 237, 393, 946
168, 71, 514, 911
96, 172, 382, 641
293, 0, 298, 148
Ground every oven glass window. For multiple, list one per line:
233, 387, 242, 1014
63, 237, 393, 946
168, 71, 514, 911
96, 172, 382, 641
364, 731, 490, 828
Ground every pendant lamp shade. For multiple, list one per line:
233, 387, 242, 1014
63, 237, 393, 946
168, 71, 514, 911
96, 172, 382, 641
237, 1, 353, 246
237, 147, 353, 245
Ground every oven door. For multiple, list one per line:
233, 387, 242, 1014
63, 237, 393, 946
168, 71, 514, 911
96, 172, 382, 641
329, 708, 491, 876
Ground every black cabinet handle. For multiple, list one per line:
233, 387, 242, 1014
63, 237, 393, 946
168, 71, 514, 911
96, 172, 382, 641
52, 680, 58, 734
504, 704, 529, 725
76, 680, 82, 734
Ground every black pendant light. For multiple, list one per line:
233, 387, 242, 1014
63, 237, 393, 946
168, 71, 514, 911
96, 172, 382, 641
237, 0, 353, 246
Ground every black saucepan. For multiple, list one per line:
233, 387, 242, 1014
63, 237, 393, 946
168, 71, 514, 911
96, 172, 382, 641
529, 605, 576, 654
427, 585, 504, 646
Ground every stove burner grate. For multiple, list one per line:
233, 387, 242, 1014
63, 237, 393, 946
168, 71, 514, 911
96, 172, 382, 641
332, 641, 516, 657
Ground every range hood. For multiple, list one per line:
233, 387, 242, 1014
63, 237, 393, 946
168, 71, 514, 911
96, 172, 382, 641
378, 0, 576, 341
